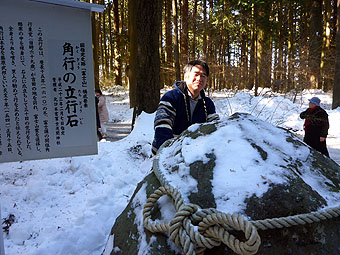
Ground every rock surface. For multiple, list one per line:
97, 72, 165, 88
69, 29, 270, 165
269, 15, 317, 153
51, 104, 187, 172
103, 113, 340, 255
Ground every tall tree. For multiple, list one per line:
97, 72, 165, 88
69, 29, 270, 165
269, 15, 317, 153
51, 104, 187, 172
128, 0, 162, 116
181, 0, 189, 64
257, 1, 272, 88
308, 0, 323, 89
240, 4, 249, 90
165, 0, 173, 86
173, 0, 181, 80
297, 1, 309, 91
321, 0, 335, 92
249, 2, 257, 92
91, 0, 100, 90
273, 0, 286, 91
191, 0, 198, 60
333, 0, 340, 109
203, 0, 208, 58
101, 0, 109, 79
113, 0, 122, 85
287, 0, 296, 91
108, 1, 114, 76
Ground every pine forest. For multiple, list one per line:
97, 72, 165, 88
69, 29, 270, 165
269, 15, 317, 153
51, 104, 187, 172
85, 0, 340, 110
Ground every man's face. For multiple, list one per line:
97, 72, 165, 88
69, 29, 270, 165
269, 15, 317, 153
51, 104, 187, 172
184, 65, 208, 98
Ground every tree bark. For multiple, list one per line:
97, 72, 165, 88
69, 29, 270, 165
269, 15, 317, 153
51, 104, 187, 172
308, 0, 323, 89
113, 0, 122, 85
165, 0, 173, 86
287, 0, 295, 91
173, 0, 181, 80
321, 0, 335, 92
258, 1, 272, 89
333, 0, 340, 109
91, 2, 100, 90
102, 1, 109, 79
181, 0, 188, 64
128, 0, 162, 115
191, 0, 198, 60
108, 2, 114, 76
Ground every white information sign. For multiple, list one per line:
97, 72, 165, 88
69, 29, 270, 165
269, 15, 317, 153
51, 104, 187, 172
0, 0, 100, 163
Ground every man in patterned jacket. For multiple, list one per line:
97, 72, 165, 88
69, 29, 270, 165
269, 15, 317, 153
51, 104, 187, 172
151, 60, 219, 155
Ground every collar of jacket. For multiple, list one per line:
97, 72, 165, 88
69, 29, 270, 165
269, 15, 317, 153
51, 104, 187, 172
174, 81, 207, 123
174, 81, 207, 99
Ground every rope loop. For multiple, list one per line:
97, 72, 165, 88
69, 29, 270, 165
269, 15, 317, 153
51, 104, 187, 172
143, 185, 340, 255
198, 212, 260, 255
144, 186, 260, 255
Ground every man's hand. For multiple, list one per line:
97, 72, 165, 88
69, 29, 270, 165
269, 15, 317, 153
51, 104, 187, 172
320, 137, 326, 142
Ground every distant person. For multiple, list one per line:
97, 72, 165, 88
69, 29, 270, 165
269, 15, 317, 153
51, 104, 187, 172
95, 96, 103, 141
152, 60, 219, 155
95, 89, 110, 137
300, 97, 329, 157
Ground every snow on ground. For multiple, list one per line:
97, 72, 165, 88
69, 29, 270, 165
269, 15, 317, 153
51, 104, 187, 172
0, 88, 339, 255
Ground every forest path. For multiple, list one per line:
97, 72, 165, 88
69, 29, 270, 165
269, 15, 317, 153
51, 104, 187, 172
104, 121, 132, 142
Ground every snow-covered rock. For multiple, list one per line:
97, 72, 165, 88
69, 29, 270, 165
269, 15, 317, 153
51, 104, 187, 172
66, 113, 340, 255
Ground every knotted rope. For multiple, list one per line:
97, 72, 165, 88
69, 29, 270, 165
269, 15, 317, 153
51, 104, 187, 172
143, 185, 340, 255
143, 185, 260, 255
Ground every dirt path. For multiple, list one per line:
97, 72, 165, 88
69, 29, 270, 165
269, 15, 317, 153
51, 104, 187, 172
104, 121, 132, 142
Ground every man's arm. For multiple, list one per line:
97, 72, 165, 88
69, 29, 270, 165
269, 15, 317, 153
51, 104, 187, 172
151, 99, 176, 155
205, 97, 219, 122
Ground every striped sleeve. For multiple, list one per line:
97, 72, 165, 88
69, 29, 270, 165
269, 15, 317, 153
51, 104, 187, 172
152, 99, 177, 155
207, 112, 219, 122
204, 97, 219, 122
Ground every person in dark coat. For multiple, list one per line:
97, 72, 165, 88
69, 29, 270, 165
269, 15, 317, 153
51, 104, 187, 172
300, 97, 329, 157
151, 60, 219, 155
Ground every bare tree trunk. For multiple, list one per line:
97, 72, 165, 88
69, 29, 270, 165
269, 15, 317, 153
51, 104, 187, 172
207, 0, 214, 90
240, 7, 248, 90
333, 0, 340, 109
102, 1, 109, 79
99, 11, 105, 79
181, 0, 188, 64
258, 2, 272, 89
297, 1, 309, 91
108, 2, 114, 77
120, 0, 129, 87
321, 0, 336, 92
128, 0, 162, 115
191, 0, 197, 60
91, 1, 100, 90
287, 0, 295, 91
203, 0, 207, 59
173, 0, 181, 80
159, 13, 165, 89
113, 0, 122, 85
308, 0, 323, 89
165, 0, 173, 85
275, 0, 286, 91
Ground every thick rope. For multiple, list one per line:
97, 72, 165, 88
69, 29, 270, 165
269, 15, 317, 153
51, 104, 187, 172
143, 185, 340, 255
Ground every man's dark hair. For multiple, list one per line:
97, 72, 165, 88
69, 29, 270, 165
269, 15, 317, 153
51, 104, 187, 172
183, 60, 209, 77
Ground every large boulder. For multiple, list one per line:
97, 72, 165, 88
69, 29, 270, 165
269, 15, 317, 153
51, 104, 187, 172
103, 113, 340, 255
